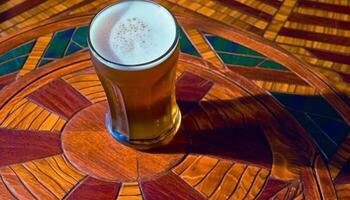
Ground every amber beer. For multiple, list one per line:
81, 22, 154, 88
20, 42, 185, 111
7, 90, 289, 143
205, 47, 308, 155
88, 0, 181, 149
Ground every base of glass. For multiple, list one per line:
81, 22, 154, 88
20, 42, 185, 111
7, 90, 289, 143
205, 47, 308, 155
106, 110, 181, 150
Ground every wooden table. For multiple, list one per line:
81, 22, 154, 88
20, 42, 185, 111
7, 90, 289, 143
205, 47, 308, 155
0, 1, 349, 199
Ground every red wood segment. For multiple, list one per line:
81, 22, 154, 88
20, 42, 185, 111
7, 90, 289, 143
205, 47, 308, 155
141, 172, 206, 200
298, 0, 350, 14
288, 13, 350, 31
229, 66, 309, 85
28, 78, 91, 119
0, 0, 47, 23
279, 28, 350, 46
256, 179, 288, 200
0, 73, 16, 90
176, 72, 213, 114
65, 177, 120, 200
216, 0, 273, 21
306, 48, 350, 65
0, 128, 61, 167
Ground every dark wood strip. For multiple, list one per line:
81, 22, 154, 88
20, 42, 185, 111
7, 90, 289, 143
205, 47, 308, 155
65, 177, 120, 200
176, 72, 213, 115
288, 13, 350, 31
335, 160, 350, 185
216, 0, 273, 21
256, 179, 288, 200
0, 128, 61, 167
298, 0, 350, 15
339, 72, 350, 84
141, 172, 206, 200
0, 0, 46, 23
306, 48, 350, 65
229, 65, 309, 85
279, 28, 350, 46
0, 0, 10, 5
257, 0, 282, 8
28, 78, 91, 119
0, 72, 16, 90
247, 25, 265, 36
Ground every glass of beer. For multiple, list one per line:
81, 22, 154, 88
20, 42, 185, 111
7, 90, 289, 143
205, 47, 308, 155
88, 0, 181, 149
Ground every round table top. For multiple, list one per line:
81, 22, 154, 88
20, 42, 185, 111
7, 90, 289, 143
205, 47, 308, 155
0, 1, 350, 200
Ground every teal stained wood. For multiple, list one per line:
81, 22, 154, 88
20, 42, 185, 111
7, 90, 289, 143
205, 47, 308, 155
72, 25, 89, 47
205, 34, 289, 71
0, 40, 35, 64
179, 27, 201, 57
0, 56, 28, 76
218, 53, 263, 66
41, 28, 75, 59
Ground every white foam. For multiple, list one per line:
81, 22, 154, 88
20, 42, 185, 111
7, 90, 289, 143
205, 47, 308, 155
89, 0, 178, 70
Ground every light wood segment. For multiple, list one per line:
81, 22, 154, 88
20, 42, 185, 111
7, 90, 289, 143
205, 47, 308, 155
164, 0, 267, 31
31, 159, 75, 191
195, 160, 233, 197
0, 98, 66, 131
18, 33, 53, 77
254, 80, 317, 95
0, 174, 17, 200
0, 166, 36, 200
293, 6, 350, 22
228, 165, 260, 199
314, 155, 337, 200
22, 162, 66, 199
71, 0, 121, 14
0, 0, 86, 36
184, 28, 224, 68
117, 182, 143, 200
244, 169, 270, 200
264, 0, 297, 40
308, 0, 350, 6
275, 35, 350, 54
52, 118, 66, 132
38, 113, 60, 131
1, 101, 38, 128
52, 155, 85, 181
45, 155, 85, 183
10, 164, 57, 199
234, 0, 278, 14
335, 183, 350, 199
328, 132, 350, 180
180, 156, 219, 186
173, 154, 200, 175
63, 73, 106, 103
0, 0, 27, 13
29, 109, 51, 130
284, 21, 350, 38
211, 163, 247, 199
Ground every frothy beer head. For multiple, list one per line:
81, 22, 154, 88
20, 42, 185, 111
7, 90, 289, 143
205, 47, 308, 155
89, 0, 178, 70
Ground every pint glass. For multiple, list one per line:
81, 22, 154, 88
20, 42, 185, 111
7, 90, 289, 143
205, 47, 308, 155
88, 0, 181, 149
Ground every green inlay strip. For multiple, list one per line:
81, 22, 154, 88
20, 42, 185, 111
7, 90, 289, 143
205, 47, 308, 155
218, 53, 263, 66
0, 40, 35, 63
0, 56, 28, 76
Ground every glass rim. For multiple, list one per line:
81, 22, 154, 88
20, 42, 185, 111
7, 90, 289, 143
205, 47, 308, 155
87, 0, 180, 69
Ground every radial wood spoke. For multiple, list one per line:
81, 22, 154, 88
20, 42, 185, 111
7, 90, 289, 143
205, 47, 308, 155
0, 128, 61, 167
65, 176, 121, 200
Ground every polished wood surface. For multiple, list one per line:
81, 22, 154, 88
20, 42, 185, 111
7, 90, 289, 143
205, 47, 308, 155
1, 0, 350, 199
